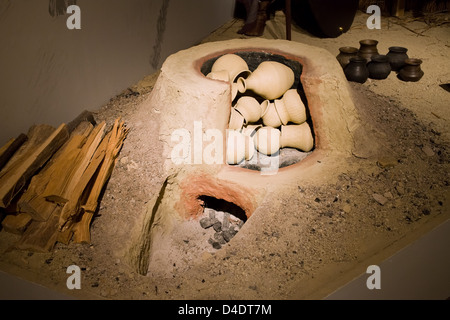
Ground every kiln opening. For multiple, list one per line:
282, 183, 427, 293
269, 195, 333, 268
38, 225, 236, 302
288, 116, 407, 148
198, 195, 247, 250
201, 51, 316, 171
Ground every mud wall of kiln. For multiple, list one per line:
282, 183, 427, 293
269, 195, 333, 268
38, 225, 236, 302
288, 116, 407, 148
0, 0, 235, 145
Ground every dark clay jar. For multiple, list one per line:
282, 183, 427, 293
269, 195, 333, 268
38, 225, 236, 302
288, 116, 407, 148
336, 46, 359, 69
386, 46, 409, 72
358, 39, 379, 63
344, 57, 369, 84
399, 58, 424, 82
367, 55, 392, 80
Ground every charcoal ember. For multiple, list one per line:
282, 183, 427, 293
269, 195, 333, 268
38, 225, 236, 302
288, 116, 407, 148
222, 229, 236, 243
213, 221, 222, 232
222, 212, 230, 229
206, 208, 216, 219
214, 232, 226, 244
200, 217, 214, 229
212, 242, 222, 250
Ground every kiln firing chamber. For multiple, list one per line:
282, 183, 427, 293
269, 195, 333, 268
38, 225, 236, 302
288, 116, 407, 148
125, 39, 360, 275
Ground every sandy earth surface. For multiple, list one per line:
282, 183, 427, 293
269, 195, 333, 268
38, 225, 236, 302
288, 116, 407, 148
0, 10, 449, 300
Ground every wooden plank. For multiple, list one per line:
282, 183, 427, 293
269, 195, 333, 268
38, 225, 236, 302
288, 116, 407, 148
18, 122, 94, 221
0, 134, 28, 172
1, 213, 32, 235
43, 122, 105, 205
0, 124, 69, 208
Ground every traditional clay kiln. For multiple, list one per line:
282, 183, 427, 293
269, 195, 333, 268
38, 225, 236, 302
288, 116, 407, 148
125, 38, 361, 274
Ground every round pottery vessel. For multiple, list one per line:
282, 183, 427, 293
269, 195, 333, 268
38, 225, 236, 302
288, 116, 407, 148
228, 108, 245, 130
358, 39, 379, 63
231, 83, 239, 101
336, 46, 359, 69
276, 89, 307, 124
234, 96, 263, 123
280, 123, 314, 152
344, 57, 369, 84
274, 99, 290, 126
226, 130, 246, 165
367, 54, 392, 80
237, 61, 295, 100
241, 124, 262, 137
261, 100, 282, 128
399, 58, 424, 82
254, 127, 281, 156
211, 53, 251, 83
245, 134, 255, 161
386, 46, 409, 72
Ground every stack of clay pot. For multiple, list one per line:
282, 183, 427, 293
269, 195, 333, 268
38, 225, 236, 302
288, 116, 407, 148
207, 54, 314, 165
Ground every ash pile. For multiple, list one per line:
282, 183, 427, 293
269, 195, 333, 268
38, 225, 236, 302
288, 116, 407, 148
200, 208, 244, 250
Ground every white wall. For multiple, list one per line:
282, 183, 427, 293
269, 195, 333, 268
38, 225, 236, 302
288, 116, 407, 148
0, 0, 235, 145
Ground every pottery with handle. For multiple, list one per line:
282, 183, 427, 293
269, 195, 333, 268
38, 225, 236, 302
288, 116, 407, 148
237, 61, 295, 100
211, 53, 251, 83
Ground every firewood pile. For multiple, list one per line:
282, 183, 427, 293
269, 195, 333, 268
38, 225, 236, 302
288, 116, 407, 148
0, 111, 129, 252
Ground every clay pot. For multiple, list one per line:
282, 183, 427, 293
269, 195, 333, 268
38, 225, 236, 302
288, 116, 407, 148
280, 123, 314, 152
234, 96, 262, 123
336, 46, 359, 69
386, 46, 409, 72
241, 124, 262, 137
358, 39, 379, 63
399, 58, 424, 82
237, 61, 295, 100
226, 130, 246, 164
274, 89, 307, 125
344, 57, 369, 84
367, 55, 392, 80
261, 100, 282, 128
254, 127, 281, 156
231, 83, 238, 101
228, 108, 245, 130
211, 53, 251, 83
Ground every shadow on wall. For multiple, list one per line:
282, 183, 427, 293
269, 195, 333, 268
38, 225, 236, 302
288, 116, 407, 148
48, 0, 77, 17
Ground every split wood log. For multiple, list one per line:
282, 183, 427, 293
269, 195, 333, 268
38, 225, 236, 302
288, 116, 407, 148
58, 132, 109, 231
43, 122, 106, 205
1, 213, 32, 235
73, 119, 129, 243
0, 124, 69, 208
0, 133, 28, 172
18, 122, 94, 221
67, 110, 96, 133
15, 207, 62, 252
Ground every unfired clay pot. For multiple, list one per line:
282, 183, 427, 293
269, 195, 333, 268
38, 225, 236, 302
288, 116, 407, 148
237, 61, 295, 100
211, 53, 251, 83
274, 89, 307, 125
280, 123, 314, 152
254, 127, 281, 156
261, 100, 282, 128
226, 130, 246, 164
228, 108, 245, 130
234, 96, 262, 123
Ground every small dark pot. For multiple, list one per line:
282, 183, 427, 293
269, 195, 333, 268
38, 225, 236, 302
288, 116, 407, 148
367, 55, 392, 80
358, 39, 379, 63
344, 57, 369, 83
399, 58, 424, 82
386, 46, 409, 72
336, 46, 359, 69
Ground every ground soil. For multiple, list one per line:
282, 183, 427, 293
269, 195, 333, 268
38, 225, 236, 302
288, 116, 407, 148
0, 10, 449, 300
